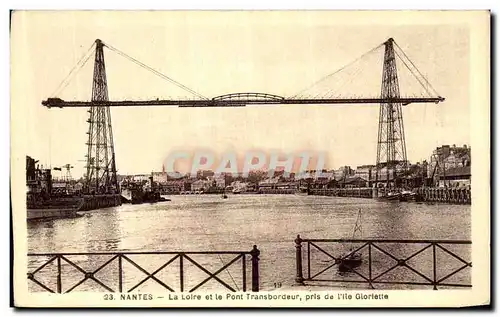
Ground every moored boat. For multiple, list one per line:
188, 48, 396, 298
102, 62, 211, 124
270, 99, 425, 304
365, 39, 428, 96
399, 190, 416, 202
27, 206, 82, 221
338, 209, 364, 272
27, 197, 84, 221
377, 190, 401, 201
339, 252, 363, 272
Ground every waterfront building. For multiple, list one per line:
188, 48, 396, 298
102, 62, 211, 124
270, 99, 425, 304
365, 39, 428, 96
295, 171, 312, 180
397, 161, 428, 188
326, 170, 336, 180
333, 166, 354, 182
438, 166, 471, 188
355, 165, 375, 182
183, 180, 192, 191
310, 179, 331, 189
428, 144, 471, 186
231, 181, 249, 192
341, 176, 367, 188
247, 170, 267, 183
370, 168, 395, 187
161, 180, 184, 193
214, 175, 226, 188
196, 170, 215, 180
191, 180, 211, 192
130, 174, 151, 183
152, 172, 169, 184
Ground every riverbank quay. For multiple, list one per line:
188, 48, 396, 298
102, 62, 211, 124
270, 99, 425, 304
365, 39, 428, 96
309, 187, 470, 204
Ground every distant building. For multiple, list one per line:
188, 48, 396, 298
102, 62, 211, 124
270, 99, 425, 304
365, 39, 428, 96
428, 144, 471, 185
152, 172, 169, 184
295, 171, 313, 180
333, 166, 354, 182
398, 161, 428, 188
371, 168, 396, 187
191, 180, 210, 192
199, 170, 214, 179
343, 176, 368, 188
259, 177, 279, 186
214, 175, 226, 188
309, 179, 330, 189
26, 156, 37, 184
131, 174, 151, 183
258, 181, 298, 190
438, 166, 471, 188
246, 170, 267, 183
161, 180, 185, 193
355, 165, 375, 182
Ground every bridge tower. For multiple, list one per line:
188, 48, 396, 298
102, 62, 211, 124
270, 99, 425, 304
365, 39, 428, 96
374, 38, 408, 188
84, 39, 118, 194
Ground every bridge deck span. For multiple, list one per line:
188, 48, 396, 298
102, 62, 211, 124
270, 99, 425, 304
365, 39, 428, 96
43, 97, 444, 108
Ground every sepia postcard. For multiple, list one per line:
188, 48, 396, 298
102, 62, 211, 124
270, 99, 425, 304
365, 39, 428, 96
10, 10, 490, 308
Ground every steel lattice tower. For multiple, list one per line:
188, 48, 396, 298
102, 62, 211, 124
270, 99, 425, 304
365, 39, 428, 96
375, 38, 408, 188
84, 39, 118, 194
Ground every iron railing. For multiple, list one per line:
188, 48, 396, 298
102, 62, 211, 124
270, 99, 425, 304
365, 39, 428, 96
28, 245, 260, 293
295, 235, 471, 290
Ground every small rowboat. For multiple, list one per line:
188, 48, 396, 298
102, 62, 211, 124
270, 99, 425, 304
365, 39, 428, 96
339, 251, 363, 272
338, 209, 364, 272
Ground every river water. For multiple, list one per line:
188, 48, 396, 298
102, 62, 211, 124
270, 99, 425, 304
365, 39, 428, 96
27, 194, 471, 292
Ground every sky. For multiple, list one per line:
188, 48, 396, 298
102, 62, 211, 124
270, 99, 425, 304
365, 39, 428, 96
12, 11, 471, 178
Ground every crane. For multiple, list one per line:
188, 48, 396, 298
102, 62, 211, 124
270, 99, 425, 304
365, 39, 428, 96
53, 164, 74, 181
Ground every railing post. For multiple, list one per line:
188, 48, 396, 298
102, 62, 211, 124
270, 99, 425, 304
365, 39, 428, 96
250, 245, 260, 292
118, 254, 123, 293
432, 243, 437, 290
307, 242, 311, 279
179, 253, 184, 292
295, 235, 304, 285
56, 255, 62, 293
368, 243, 374, 289
242, 254, 247, 292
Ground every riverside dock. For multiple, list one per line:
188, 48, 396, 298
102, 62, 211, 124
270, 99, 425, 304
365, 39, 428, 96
309, 187, 470, 204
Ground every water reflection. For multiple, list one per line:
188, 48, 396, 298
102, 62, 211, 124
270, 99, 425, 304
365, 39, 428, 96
81, 208, 122, 252
28, 219, 56, 252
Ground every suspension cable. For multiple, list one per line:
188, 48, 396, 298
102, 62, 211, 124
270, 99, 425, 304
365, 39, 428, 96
51, 42, 96, 97
102, 42, 208, 100
394, 42, 440, 97
393, 49, 435, 98
291, 43, 383, 98
327, 54, 371, 99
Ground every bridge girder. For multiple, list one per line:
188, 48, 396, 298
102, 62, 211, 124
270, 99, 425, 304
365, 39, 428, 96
212, 92, 285, 101
42, 96, 444, 108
